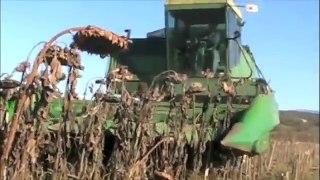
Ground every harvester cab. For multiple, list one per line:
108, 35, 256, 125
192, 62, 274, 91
112, 0, 259, 84
164, 0, 232, 76
151, 0, 257, 78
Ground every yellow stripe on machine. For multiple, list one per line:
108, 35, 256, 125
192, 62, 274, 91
165, 0, 243, 19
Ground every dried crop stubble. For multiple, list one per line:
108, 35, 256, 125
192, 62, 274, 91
204, 141, 319, 180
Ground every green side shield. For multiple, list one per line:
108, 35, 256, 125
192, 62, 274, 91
221, 94, 280, 154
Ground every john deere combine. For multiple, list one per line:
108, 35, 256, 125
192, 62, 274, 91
0, 0, 280, 178
106, 0, 280, 155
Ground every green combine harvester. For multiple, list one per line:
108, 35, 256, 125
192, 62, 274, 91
105, 0, 280, 155
1, 0, 280, 167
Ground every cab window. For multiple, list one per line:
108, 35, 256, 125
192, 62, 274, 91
227, 8, 242, 69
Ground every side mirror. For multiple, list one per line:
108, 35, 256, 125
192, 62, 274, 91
246, 4, 259, 13
234, 31, 241, 39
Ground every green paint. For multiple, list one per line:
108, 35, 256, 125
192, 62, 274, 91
166, 3, 224, 10
221, 94, 280, 154
7, 99, 17, 123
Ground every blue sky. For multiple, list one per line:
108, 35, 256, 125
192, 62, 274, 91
1, 0, 319, 111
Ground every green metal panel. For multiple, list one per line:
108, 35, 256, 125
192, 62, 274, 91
221, 93, 280, 154
116, 38, 167, 82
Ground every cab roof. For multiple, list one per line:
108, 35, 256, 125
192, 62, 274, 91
165, 0, 243, 19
